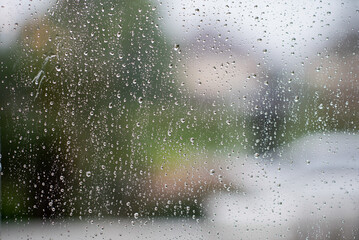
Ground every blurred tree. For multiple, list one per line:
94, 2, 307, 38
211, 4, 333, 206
0, 0, 175, 220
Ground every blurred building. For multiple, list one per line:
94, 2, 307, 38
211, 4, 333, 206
178, 34, 259, 109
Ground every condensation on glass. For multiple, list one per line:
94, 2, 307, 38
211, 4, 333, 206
0, 0, 358, 239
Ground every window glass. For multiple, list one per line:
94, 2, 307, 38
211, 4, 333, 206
1, 0, 358, 239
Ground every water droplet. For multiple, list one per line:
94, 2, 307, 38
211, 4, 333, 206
210, 169, 215, 175
134, 212, 139, 219
254, 153, 260, 158
138, 97, 143, 104
55, 65, 61, 72
86, 171, 91, 177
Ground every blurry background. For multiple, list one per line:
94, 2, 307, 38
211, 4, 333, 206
0, 0, 358, 239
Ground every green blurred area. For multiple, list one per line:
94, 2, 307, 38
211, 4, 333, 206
0, 0, 358, 222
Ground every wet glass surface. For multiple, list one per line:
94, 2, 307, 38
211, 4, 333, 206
1, 0, 358, 239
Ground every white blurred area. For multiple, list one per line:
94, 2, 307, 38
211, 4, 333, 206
206, 132, 359, 239
0, 0, 55, 48
2, 219, 207, 240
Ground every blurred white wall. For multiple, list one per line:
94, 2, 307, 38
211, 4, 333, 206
206, 132, 359, 239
